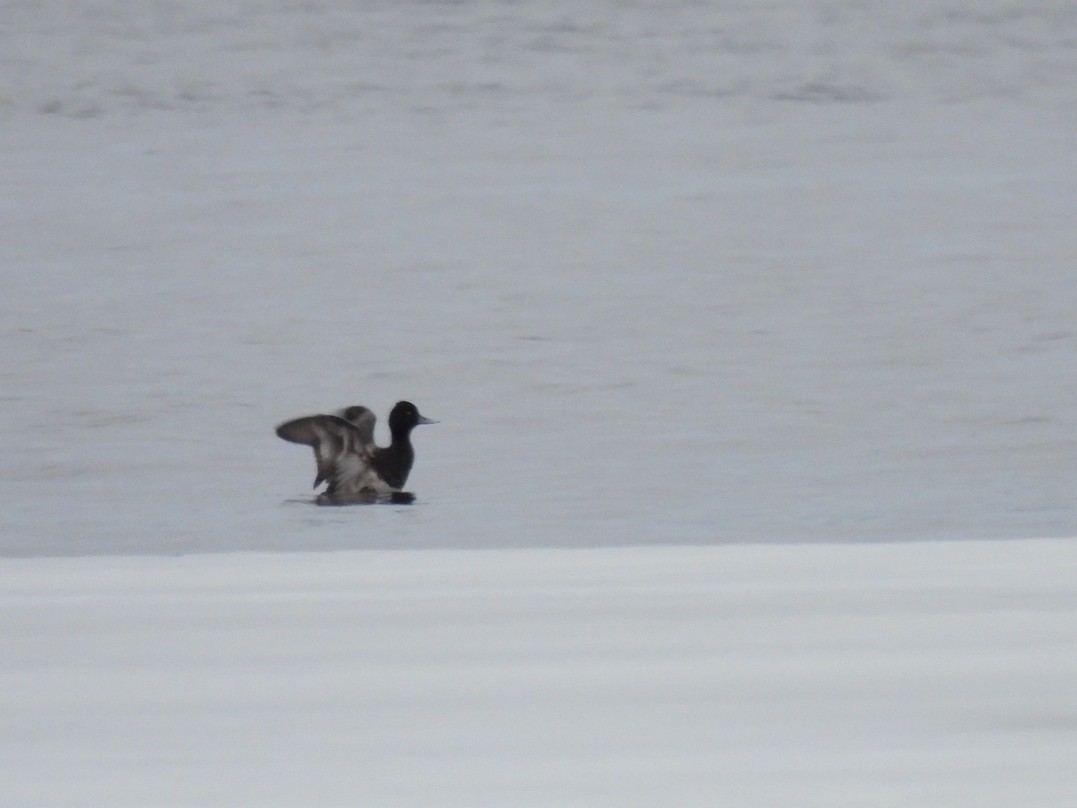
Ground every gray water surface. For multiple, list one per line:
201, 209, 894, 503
2, 1, 1074, 555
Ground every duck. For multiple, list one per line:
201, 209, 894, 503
276, 400, 436, 504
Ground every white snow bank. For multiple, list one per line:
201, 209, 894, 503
4, 539, 1076, 807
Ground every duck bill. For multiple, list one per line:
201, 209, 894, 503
416, 415, 438, 425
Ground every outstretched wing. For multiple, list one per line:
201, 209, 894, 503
276, 414, 371, 489
333, 405, 377, 446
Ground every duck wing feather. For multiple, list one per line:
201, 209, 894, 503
276, 414, 371, 489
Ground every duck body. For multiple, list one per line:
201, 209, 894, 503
276, 400, 435, 504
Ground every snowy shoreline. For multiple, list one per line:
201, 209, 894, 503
5, 539, 1077, 806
